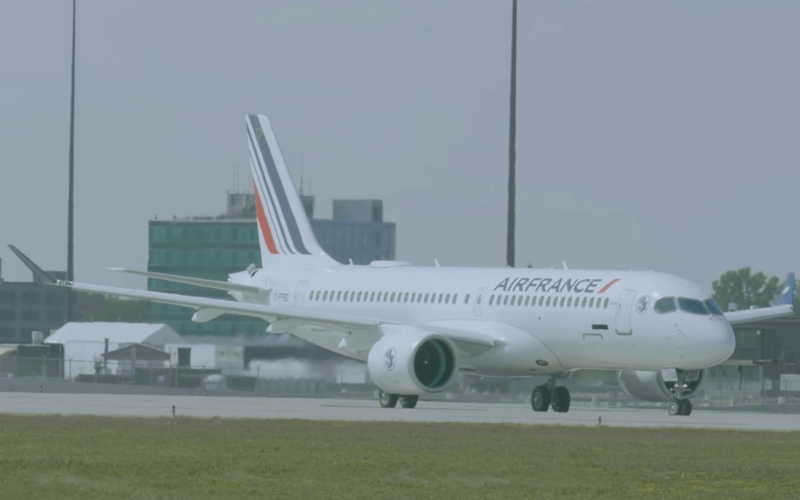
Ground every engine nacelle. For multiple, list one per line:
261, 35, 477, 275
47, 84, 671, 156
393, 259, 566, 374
617, 369, 707, 402
367, 330, 458, 395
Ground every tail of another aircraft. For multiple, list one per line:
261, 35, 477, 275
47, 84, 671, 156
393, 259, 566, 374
246, 114, 336, 267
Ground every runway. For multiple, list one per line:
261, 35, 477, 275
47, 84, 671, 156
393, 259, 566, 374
1, 393, 799, 431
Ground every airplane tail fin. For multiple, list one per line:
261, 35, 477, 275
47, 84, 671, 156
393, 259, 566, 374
246, 114, 336, 267
777, 273, 795, 306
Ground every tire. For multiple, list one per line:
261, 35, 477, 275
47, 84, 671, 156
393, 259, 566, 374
399, 395, 419, 409
379, 390, 398, 408
531, 385, 551, 412
551, 386, 571, 413
679, 399, 692, 416
667, 400, 680, 416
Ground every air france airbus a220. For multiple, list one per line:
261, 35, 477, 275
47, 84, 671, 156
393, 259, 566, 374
10, 114, 795, 417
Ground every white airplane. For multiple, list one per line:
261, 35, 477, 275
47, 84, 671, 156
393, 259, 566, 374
10, 114, 795, 417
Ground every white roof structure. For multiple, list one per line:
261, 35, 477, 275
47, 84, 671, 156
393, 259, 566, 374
46, 322, 184, 346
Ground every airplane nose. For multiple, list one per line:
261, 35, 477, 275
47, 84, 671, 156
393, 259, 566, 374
700, 320, 736, 366
680, 318, 736, 368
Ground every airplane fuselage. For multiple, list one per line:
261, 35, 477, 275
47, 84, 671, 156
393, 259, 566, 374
230, 264, 737, 377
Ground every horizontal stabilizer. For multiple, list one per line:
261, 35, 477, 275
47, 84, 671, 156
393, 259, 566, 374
109, 268, 269, 294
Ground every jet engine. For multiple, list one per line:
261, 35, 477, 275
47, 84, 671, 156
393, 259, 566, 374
617, 369, 707, 402
367, 331, 458, 395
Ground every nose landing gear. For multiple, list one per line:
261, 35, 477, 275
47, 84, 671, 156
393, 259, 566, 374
668, 399, 692, 416
531, 377, 571, 413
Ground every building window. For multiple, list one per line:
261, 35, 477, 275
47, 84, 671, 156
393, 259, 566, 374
21, 292, 40, 305
0, 292, 16, 304
0, 310, 15, 321
46, 311, 63, 322
465, 294, 470, 304
735, 330, 758, 348
22, 310, 40, 321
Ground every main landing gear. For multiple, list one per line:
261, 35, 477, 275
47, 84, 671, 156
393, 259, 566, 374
531, 377, 571, 413
379, 390, 418, 409
667, 399, 692, 416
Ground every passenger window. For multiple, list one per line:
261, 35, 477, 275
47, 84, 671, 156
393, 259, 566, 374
465, 294, 470, 304
575, 297, 580, 308
418, 293, 423, 303
524, 296, 530, 306
581, 297, 587, 307
503, 295, 509, 305
357, 292, 362, 301
337, 291, 342, 301
679, 298, 709, 315
477, 295, 482, 305
603, 298, 609, 309
323, 291, 328, 301
567, 297, 572, 307
490, 295, 495, 305
654, 297, 677, 314
510, 296, 516, 306
390, 292, 396, 302
404, 292, 409, 303
445, 293, 450, 304
370, 291, 376, 301
596, 298, 601, 308
705, 299, 724, 316
589, 297, 595, 307
453, 294, 458, 304
439, 294, 445, 303
546, 297, 551, 306
539, 296, 544, 306
425, 293, 430, 303
411, 293, 416, 302
560, 297, 565, 307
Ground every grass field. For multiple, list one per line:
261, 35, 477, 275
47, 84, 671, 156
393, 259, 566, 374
0, 415, 798, 500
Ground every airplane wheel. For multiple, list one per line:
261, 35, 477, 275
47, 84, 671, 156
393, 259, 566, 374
531, 385, 551, 412
551, 386, 571, 413
667, 400, 681, 416
399, 395, 418, 409
679, 399, 692, 416
379, 390, 398, 408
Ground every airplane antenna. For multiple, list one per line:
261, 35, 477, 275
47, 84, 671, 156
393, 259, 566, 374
562, 261, 569, 270
349, 258, 353, 266
434, 259, 440, 268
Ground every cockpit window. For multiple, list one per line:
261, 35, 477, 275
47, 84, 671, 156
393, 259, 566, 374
679, 298, 709, 316
705, 299, 724, 316
654, 297, 676, 314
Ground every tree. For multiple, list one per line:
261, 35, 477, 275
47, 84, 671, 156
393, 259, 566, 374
711, 267, 781, 312
79, 293, 148, 322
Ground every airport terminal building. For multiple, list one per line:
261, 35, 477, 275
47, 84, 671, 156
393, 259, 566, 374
0, 262, 76, 343
145, 192, 396, 336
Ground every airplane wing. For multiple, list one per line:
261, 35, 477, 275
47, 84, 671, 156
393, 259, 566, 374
8, 246, 495, 359
724, 273, 795, 325
108, 267, 269, 294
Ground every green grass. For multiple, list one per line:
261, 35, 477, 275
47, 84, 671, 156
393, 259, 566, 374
0, 415, 798, 500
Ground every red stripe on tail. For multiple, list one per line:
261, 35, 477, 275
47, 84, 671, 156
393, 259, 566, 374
597, 278, 620, 293
253, 181, 278, 254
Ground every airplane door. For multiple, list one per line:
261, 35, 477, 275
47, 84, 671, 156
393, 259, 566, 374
293, 281, 308, 309
615, 289, 637, 335
473, 287, 487, 317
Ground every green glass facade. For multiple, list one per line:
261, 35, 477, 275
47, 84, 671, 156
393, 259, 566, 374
147, 219, 265, 336
146, 196, 396, 337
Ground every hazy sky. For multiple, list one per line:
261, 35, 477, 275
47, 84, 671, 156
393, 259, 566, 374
1, 0, 798, 293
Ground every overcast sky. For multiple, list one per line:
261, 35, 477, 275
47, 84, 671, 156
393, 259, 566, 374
1, 0, 798, 293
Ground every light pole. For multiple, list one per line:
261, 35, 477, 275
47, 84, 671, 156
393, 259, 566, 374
506, 0, 518, 268
66, 0, 77, 320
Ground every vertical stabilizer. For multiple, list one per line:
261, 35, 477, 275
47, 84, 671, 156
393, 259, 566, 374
246, 114, 336, 266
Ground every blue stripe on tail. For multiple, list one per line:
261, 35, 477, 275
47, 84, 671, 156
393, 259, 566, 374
247, 115, 310, 255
